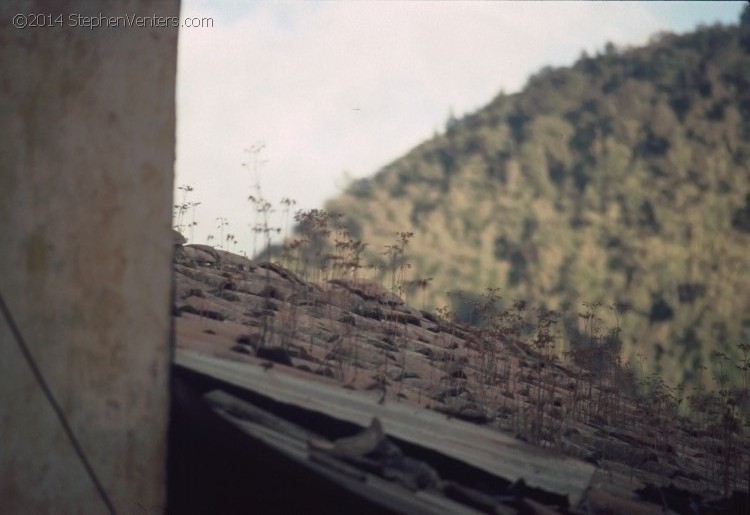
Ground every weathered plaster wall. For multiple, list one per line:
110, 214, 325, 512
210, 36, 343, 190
0, 1, 178, 512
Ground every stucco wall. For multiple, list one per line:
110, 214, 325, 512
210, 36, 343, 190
0, 1, 178, 512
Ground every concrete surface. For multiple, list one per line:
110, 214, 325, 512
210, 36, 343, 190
0, 0, 179, 512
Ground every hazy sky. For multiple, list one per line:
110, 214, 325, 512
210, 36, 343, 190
174, 1, 744, 252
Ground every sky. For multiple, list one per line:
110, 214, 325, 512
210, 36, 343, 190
174, 1, 745, 252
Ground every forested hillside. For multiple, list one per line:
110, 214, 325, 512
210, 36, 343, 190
322, 16, 750, 388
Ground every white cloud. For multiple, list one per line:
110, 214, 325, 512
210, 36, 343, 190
174, 0, 737, 251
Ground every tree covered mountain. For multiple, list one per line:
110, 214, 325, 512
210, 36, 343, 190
322, 15, 750, 388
